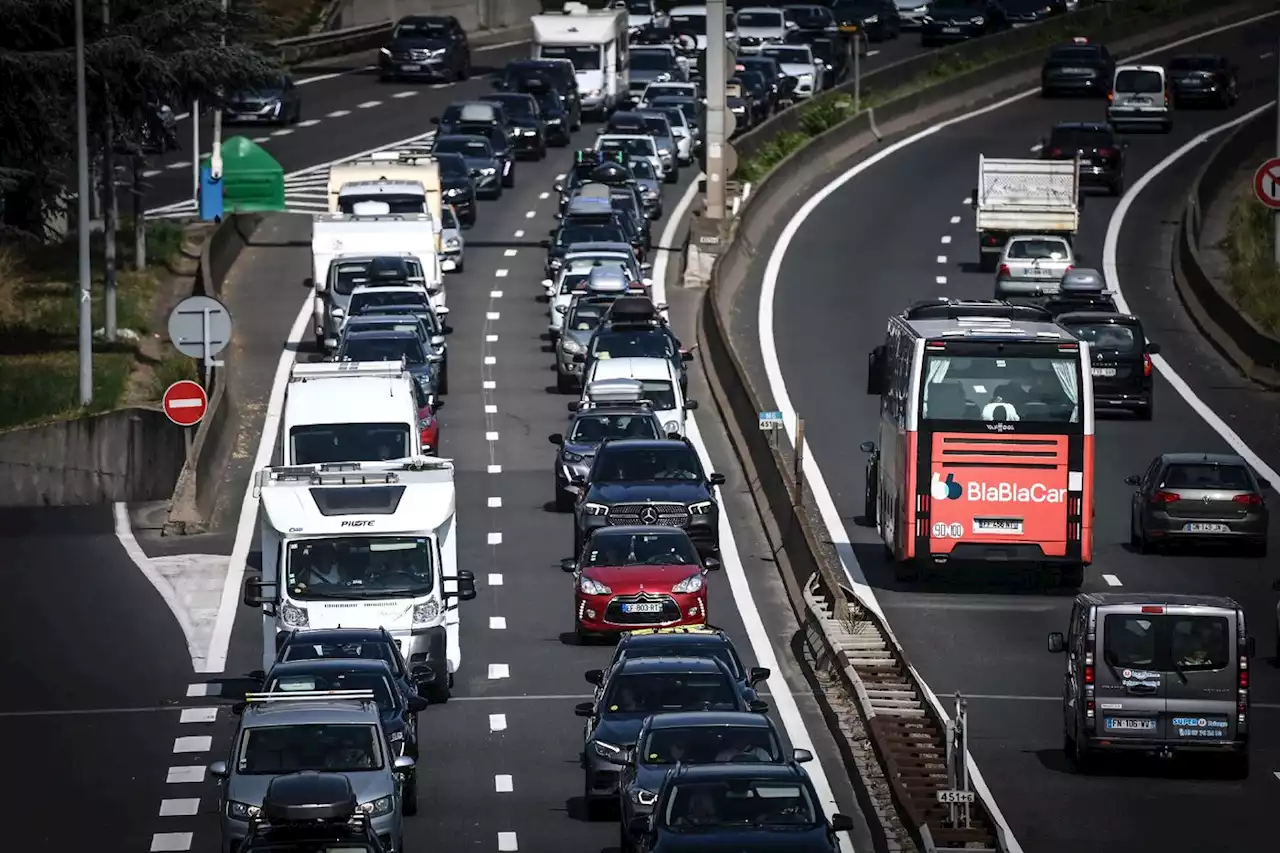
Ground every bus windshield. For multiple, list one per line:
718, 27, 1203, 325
921, 354, 1081, 424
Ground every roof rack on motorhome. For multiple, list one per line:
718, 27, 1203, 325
902, 298, 1052, 322
253, 458, 455, 493
289, 359, 410, 383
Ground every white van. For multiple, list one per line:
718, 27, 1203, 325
531, 6, 629, 118
281, 362, 425, 466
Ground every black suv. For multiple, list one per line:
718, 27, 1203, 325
495, 59, 583, 130
1168, 54, 1239, 108
480, 92, 548, 160
378, 15, 470, 83
569, 437, 724, 558
1040, 121, 1126, 195
1057, 311, 1159, 420
580, 297, 691, 393
550, 400, 666, 511
1040, 38, 1114, 97
921, 0, 1004, 46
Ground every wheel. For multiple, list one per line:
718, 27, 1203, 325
503, 171, 515, 189
978, 252, 997, 273
459, 56, 470, 80
1136, 523, 1154, 555
1161, 121, 1172, 134
402, 774, 419, 816
1129, 519, 1143, 550
574, 622, 591, 645
1136, 395, 1152, 420
1058, 563, 1084, 588
437, 366, 448, 396
556, 485, 575, 512
863, 463, 878, 524
1246, 539, 1268, 559
582, 781, 605, 820
620, 823, 635, 853
453, 258, 464, 274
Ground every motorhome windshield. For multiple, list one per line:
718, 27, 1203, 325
286, 535, 434, 599
338, 193, 425, 214
539, 44, 603, 70
290, 422, 413, 465
329, 258, 421, 296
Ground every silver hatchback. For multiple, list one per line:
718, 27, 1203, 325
995, 235, 1076, 298
1108, 64, 1172, 132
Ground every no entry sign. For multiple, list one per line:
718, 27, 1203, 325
163, 380, 208, 427
1254, 158, 1280, 210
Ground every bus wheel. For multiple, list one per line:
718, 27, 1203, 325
1058, 563, 1084, 588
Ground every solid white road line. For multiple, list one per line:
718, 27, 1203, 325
654, 176, 854, 851
754, 15, 1280, 853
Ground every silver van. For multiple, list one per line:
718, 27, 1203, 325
1108, 64, 1172, 132
1047, 592, 1252, 776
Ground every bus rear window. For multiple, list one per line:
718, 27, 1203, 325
921, 355, 1080, 424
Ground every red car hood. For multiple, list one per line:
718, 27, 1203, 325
582, 564, 702, 592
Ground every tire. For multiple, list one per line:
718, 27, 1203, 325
556, 371, 574, 394
460, 56, 470, 80
582, 784, 605, 821
402, 774, 419, 816
1129, 519, 1143, 551
453, 258, 464, 274
978, 252, 997, 273
1058, 563, 1084, 588
1161, 121, 1172, 134
1246, 539, 1268, 559
503, 171, 515, 189
891, 558, 918, 583
1064, 729, 1092, 773
1136, 395, 1152, 420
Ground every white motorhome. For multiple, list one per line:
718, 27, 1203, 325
531, 5, 629, 118
243, 458, 476, 703
327, 151, 443, 234
310, 213, 443, 349
282, 361, 428, 466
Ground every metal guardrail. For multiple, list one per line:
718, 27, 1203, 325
271, 20, 395, 64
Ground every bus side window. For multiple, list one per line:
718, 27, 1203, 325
888, 328, 909, 427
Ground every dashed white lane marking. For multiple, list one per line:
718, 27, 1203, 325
495, 774, 514, 793
524, 210, 536, 218
150, 832, 193, 852
143, 169, 162, 178
166, 766, 205, 784
936, 276, 947, 285
486, 311, 501, 320
270, 128, 294, 137
962, 197, 972, 205
538, 191, 550, 200
495, 269, 509, 278
392, 90, 418, 98
166, 161, 190, 170
866, 49, 880, 57
357, 100, 381, 108
484, 356, 497, 365
326, 109, 351, 118
498, 831, 519, 851
159, 798, 200, 817
484, 380, 496, 389
488, 464, 503, 474
173, 736, 212, 753
950, 215, 961, 224
488, 496, 502, 508
486, 334, 498, 342
296, 119, 321, 128
489, 573, 504, 586
490, 290, 504, 298
490, 713, 507, 731
504, 248, 518, 256
941, 235, 952, 244
485, 404, 498, 414
1030, 142, 1044, 153
490, 616, 507, 630
936, 255, 947, 264
486, 431, 500, 441
555, 173, 566, 180
514, 229, 525, 238
251, 135, 270, 143
488, 664, 510, 679
179, 707, 217, 724
1102, 573, 1123, 587
186, 683, 220, 697
488, 532, 503, 545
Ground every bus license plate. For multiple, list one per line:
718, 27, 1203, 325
1106, 718, 1155, 731
622, 602, 663, 613
973, 517, 1023, 535
1091, 367, 1116, 377
1183, 522, 1229, 533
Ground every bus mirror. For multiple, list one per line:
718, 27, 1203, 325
866, 345, 886, 395
859, 441, 876, 454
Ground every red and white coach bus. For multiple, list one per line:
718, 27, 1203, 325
861, 300, 1095, 587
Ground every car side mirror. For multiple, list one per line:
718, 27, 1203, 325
1123, 475, 1141, 486
430, 335, 445, 347
605, 749, 632, 766
1047, 632, 1066, 653
393, 755, 416, 772
549, 228, 559, 236
430, 116, 440, 124
704, 556, 721, 571
793, 747, 813, 763
681, 350, 694, 362
830, 814, 855, 833
554, 212, 563, 220
575, 701, 596, 718
231, 701, 247, 716
748, 666, 770, 686
748, 699, 770, 714
859, 441, 876, 454
549, 433, 564, 446
585, 669, 604, 686
303, 277, 314, 289
685, 399, 698, 410
540, 239, 552, 248
208, 760, 229, 779
407, 696, 429, 713
554, 182, 564, 192
709, 472, 726, 487
561, 558, 578, 573
1146, 341, 1161, 354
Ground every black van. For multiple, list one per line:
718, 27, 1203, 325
1057, 311, 1159, 419
1048, 592, 1253, 776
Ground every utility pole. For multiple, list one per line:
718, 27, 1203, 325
133, 155, 147, 271
192, 99, 200, 199
852, 31, 862, 113
210, 0, 229, 183
101, 0, 118, 341
704, 0, 727, 221
75, 0, 94, 406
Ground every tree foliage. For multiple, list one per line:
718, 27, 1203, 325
0, 0, 284, 238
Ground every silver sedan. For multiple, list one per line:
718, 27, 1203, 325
994, 235, 1077, 298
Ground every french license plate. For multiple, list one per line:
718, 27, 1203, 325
1183, 522, 1230, 533
942, 26, 960, 33
1132, 96, 1151, 104
1105, 717, 1155, 730
622, 602, 663, 614
1091, 367, 1116, 377
401, 63, 421, 71
973, 517, 1023, 535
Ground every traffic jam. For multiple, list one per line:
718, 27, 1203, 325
194, 5, 1272, 853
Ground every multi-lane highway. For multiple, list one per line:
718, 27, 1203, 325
757, 14, 1280, 853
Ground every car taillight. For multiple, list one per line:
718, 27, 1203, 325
1064, 264, 1074, 272
1143, 352, 1152, 377
1097, 147, 1114, 158
1107, 90, 1114, 102
1164, 89, 1170, 106
1239, 652, 1249, 722
1150, 490, 1180, 504
1233, 493, 1263, 506
1048, 147, 1062, 157
1084, 664, 1094, 684
998, 263, 1011, 277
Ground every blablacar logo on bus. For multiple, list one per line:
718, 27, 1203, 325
932, 472, 1067, 503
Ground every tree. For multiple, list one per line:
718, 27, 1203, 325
0, 0, 284, 240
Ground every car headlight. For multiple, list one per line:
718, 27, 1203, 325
658, 148, 671, 156
632, 788, 658, 807
445, 187, 463, 197
359, 796, 395, 818
522, 128, 538, 136
227, 801, 261, 820
593, 739, 621, 758
689, 500, 715, 515
866, 13, 879, 22
379, 47, 391, 56
444, 237, 461, 249
580, 576, 612, 595
971, 15, 985, 23
280, 602, 309, 628
664, 420, 680, 434
671, 574, 704, 593
480, 167, 497, 175
413, 600, 440, 624
644, 189, 659, 200
562, 449, 585, 463
582, 502, 609, 517
561, 338, 584, 354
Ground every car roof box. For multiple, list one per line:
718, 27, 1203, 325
1059, 267, 1108, 293
608, 295, 660, 323
584, 378, 647, 405
262, 772, 357, 823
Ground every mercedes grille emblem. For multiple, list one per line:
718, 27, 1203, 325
640, 507, 659, 524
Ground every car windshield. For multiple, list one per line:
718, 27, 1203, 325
347, 319, 423, 340
566, 301, 612, 332
351, 290, 431, 317
628, 158, 658, 180
784, 7, 829, 26
1161, 463, 1253, 490
290, 423, 412, 465
921, 355, 1082, 424
649, 107, 686, 130
1104, 614, 1231, 672
590, 329, 673, 360
583, 530, 700, 567
329, 258, 416, 296
596, 445, 701, 482
642, 726, 781, 764
435, 153, 469, 178
737, 10, 784, 26
267, 670, 397, 712
436, 137, 491, 157
632, 52, 675, 70
654, 98, 699, 124
285, 535, 434, 599
640, 117, 670, 138
340, 334, 426, 365
670, 14, 707, 34
1170, 55, 1221, 71
662, 780, 817, 828
646, 84, 691, 101
834, 0, 880, 14
442, 206, 459, 230
1048, 46, 1102, 62
558, 224, 626, 247
619, 641, 742, 678
1063, 322, 1138, 352
601, 137, 657, 157
603, 672, 738, 713
394, 21, 449, 38
238, 724, 382, 775
281, 640, 398, 671
1007, 238, 1071, 260
1049, 128, 1116, 149
541, 44, 602, 70
569, 412, 659, 442
486, 96, 533, 118
763, 47, 809, 64
1116, 69, 1164, 92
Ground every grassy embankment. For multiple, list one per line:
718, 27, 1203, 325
1225, 190, 1280, 335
